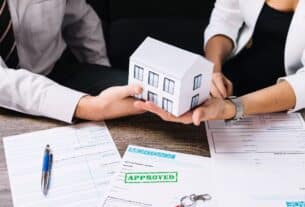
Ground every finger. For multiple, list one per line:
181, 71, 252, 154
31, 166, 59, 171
135, 101, 164, 116
213, 77, 227, 98
192, 107, 207, 126
223, 78, 234, 97
210, 82, 224, 98
134, 100, 147, 110
178, 112, 194, 124
136, 101, 192, 124
127, 99, 146, 114
144, 102, 174, 121
116, 84, 143, 98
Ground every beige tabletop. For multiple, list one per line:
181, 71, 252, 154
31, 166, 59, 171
0, 108, 209, 207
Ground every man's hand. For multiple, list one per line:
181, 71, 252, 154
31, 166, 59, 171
134, 98, 236, 126
75, 85, 145, 121
211, 72, 233, 98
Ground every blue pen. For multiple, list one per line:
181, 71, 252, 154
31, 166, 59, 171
41, 145, 52, 196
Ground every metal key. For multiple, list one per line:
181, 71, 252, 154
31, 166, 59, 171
180, 194, 212, 207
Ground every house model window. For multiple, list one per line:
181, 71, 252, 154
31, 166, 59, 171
128, 37, 213, 116
191, 94, 200, 109
163, 78, 175, 95
162, 98, 173, 113
148, 91, 158, 104
193, 74, 202, 90
134, 65, 144, 81
148, 71, 159, 88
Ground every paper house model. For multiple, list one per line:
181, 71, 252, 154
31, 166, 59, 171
128, 37, 214, 117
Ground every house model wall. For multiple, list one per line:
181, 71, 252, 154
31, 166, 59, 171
128, 37, 214, 117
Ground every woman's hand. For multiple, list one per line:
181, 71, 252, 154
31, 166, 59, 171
191, 97, 236, 125
134, 98, 236, 126
211, 72, 234, 98
75, 85, 146, 121
134, 101, 194, 124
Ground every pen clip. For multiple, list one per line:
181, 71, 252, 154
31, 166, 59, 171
48, 153, 53, 171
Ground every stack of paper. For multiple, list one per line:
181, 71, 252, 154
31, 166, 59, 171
99, 113, 305, 207
4, 113, 305, 207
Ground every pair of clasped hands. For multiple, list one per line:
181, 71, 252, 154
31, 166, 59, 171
75, 72, 236, 125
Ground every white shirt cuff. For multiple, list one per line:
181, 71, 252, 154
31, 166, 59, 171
39, 85, 87, 123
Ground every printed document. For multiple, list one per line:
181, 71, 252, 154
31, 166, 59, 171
206, 113, 305, 131
100, 145, 218, 207
205, 113, 305, 207
4, 122, 121, 207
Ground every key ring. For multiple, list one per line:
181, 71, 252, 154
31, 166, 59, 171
180, 194, 212, 207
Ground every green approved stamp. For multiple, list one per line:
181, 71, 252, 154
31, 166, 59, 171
125, 172, 178, 184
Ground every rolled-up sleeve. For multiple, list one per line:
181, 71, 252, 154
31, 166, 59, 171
0, 58, 86, 123
204, 0, 244, 50
278, 50, 305, 112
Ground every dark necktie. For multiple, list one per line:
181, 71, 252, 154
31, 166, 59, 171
0, 0, 19, 68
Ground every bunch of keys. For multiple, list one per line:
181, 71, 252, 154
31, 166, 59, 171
176, 194, 212, 207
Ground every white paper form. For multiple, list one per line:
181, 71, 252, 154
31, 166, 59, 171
205, 113, 305, 207
3, 122, 121, 207
206, 113, 305, 131
209, 130, 305, 155
212, 154, 305, 207
100, 145, 218, 207
205, 113, 305, 157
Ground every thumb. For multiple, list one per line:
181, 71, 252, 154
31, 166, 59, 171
192, 107, 206, 126
213, 79, 227, 98
116, 84, 143, 99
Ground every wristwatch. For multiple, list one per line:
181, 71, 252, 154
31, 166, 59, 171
225, 96, 244, 122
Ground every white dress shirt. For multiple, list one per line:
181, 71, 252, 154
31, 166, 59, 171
205, 0, 305, 112
0, 0, 110, 123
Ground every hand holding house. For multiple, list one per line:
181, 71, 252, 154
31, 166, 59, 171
128, 37, 214, 117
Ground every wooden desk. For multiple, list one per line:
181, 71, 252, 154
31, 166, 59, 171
0, 109, 209, 207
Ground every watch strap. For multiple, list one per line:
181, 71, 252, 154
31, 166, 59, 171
226, 96, 244, 122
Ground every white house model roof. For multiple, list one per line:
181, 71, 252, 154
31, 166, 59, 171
130, 37, 207, 80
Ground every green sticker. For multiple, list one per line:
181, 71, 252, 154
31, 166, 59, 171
125, 172, 178, 184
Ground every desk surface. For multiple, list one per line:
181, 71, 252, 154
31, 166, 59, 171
0, 109, 209, 207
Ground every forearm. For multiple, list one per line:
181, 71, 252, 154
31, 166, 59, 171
205, 35, 234, 72
0, 64, 85, 123
240, 81, 296, 116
